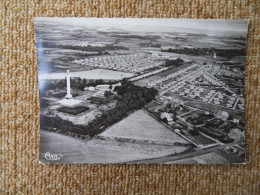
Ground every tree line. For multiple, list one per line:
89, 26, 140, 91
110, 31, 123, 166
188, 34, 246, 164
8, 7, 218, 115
40, 41, 129, 52
161, 47, 246, 58
163, 58, 184, 67
70, 78, 115, 91
40, 78, 116, 95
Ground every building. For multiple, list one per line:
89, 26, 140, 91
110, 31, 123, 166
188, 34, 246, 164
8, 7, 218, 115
228, 128, 244, 141
84, 86, 96, 91
96, 84, 113, 91
160, 112, 173, 123
217, 110, 229, 121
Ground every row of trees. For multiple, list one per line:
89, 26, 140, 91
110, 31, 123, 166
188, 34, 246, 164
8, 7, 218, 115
163, 58, 184, 67
70, 78, 115, 91
139, 42, 161, 48
161, 47, 246, 58
40, 81, 158, 137
41, 78, 115, 94
40, 41, 129, 52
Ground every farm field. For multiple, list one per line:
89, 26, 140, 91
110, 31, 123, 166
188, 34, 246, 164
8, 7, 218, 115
99, 110, 189, 145
40, 130, 189, 163
87, 139, 189, 159
38, 68, 134, 80
165, 151, 230, 164
39, 130, 152, 163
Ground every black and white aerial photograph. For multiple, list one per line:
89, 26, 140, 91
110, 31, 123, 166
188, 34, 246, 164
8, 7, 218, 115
35, 18, 248, 164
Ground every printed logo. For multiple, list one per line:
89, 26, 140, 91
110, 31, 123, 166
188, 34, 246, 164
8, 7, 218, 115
44, 152, 63, 160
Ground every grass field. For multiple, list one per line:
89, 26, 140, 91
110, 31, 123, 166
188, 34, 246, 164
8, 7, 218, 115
99, 110, 189, 145
40, 130, 188, 163
165, 151, 230, 164
87, 139, 188, 158
39, 130, 153, 163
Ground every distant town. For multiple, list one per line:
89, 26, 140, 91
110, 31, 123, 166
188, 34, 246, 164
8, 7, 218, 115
35, 18, 247, 164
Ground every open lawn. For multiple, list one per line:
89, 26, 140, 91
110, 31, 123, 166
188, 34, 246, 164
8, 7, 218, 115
99, 109, 189, 145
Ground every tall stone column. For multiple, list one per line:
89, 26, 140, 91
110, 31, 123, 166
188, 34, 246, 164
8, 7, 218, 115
66, 70, 72, 99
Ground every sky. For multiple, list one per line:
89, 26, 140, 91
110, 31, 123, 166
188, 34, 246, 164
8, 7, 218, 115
35, 17, 249, 34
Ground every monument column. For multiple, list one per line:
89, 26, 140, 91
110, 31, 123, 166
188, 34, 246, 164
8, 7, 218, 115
66, 70, 72, 99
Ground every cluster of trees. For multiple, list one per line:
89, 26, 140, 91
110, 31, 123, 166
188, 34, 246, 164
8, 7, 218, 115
41, 80, 158, 137
158, 103, 178, 115
186, 113, 214, 126
113, 80, 158, 110
70, 78, 113, 91
40, 42, 129, 52
199, 126, 234, 143
113, 34, 160, 41
39, 79, 70, 95
39, 80, 65, 99
161, 47, 246, 58
104, 90, 113, 98
40, 114, 90, 135
197, 120, 239, 143
163, 58, 184, 67
40, 99, 50, 108
139, 42, 161, 48
57, 106, 89, 115
50, 77, 116, 91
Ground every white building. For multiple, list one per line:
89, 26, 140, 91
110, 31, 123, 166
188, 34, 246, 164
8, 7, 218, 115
84, 86, 96, 91
217, 110, 229, 121
96, 84, 114, 91
160, 112, 173, 123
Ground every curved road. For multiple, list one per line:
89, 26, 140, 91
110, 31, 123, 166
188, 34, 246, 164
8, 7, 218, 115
126, 141, 241, 164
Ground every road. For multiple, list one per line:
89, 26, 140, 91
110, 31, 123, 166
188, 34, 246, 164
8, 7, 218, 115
127, 141, 241, 164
